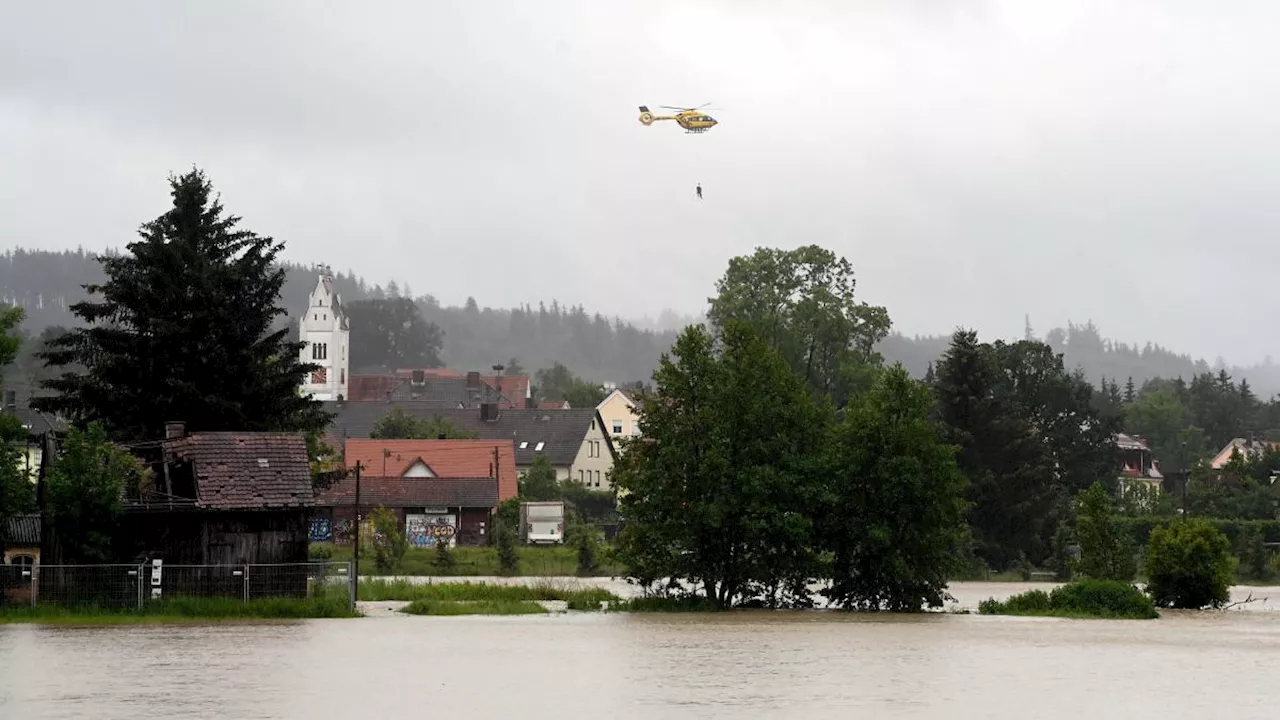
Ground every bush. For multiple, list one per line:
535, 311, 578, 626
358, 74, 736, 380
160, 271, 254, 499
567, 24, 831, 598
979, 580, 1156, 619
308, 543, 333, 561
494, 519, 520, 575
434, 539, 456, 571
568, 522, 602, 576
369, 506, 407, 574
493, 498, 520, 546
1145, 519, 1236, 609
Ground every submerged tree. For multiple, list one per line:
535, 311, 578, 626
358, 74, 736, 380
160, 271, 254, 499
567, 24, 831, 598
35, 169, 330, 441
613, 322, 828, 609
1073, 482, 1137, 582
821, 365, 968, 611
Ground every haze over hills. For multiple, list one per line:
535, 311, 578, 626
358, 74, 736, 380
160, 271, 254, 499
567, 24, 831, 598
2, 247, 1276, 397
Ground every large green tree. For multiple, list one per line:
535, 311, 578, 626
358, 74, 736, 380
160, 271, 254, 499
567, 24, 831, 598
1073, 482, 1137, 581
707, 245, 891, 407
0, 306, 34, 538
34, 169, 331, 441
932, 330, 1057, 569
345, 297, 444, 373
519, 453, 560, 501
613, 322, 828, 608
369, 408, 476, 440
44, 422, 145, 563
534, 362, 604, 407
821, 364, 968, 611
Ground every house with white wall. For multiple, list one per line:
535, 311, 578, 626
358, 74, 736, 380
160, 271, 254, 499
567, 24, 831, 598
298, 267, 350, 401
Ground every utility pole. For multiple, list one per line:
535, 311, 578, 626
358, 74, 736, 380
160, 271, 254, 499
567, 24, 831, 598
352, 461, 363, 599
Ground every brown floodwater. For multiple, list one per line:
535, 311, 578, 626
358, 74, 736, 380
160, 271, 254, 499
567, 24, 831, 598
2, 582, 1279, 719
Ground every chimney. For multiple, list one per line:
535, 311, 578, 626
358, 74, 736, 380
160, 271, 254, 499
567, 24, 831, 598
466, 371, 481, 389
2, 389, 15, 414
480, 402, 499, 422
164, 421, 186, 439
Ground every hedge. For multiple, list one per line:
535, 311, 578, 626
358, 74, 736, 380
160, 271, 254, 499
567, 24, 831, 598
1116, 517, 1280, 547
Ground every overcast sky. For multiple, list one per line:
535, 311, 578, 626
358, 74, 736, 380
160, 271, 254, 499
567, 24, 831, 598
3, 1, 1278, 363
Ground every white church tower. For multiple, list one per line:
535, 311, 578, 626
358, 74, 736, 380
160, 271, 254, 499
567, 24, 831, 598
298, 266, 350, 401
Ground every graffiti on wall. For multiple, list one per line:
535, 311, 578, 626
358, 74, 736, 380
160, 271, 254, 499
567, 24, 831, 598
406, 514, 457, 548
309, 517, 333, 543
331, 518, 355, 545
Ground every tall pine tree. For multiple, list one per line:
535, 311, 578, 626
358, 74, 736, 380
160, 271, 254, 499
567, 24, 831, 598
35, 169, 331, 441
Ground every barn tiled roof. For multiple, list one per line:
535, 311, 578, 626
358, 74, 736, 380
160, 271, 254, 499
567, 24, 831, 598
3, 514, 40, 546
164, 433, 314, 511
315, 477, 498, 508
342, 439, 517, 500
325, 403, 611, 467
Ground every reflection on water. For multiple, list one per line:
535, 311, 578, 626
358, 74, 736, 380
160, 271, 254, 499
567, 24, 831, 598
2, 582, 1279, 719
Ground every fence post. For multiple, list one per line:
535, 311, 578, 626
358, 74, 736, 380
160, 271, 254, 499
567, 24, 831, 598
243, 564, 250, 604
137, 563, 144, 610
348, 559, 356, 609
30, 564, 38, 608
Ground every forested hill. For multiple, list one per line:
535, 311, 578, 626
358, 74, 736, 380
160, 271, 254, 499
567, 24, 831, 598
3, 248, 1276, 395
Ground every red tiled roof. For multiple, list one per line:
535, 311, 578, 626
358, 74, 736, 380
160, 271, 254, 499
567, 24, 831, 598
342, 439, 517, 501
538, 400, 567, 410
315, 476, 498, 508
165, 433, 313, 511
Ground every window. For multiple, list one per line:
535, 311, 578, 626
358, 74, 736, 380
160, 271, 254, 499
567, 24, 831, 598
340, 369, 345, 384
9, 555, 34, 568
534, 441, 545, 452
612, 420, 623, 435
578, 470, 584, 482
519, 441, 528, 449
594, 470, 601, 487
311, 343, 327, 361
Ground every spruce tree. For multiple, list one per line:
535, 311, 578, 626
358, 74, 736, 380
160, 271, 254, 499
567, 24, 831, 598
35, 169, 331, 441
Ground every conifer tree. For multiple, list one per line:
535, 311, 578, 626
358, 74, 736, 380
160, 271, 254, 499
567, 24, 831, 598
35, 169, 330, 441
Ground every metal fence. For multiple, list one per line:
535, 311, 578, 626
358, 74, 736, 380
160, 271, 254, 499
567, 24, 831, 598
0, 561, 353, 610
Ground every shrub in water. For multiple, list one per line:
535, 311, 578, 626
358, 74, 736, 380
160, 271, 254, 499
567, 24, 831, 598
1145, 519, 1236, 609
980, 580, 1156, 619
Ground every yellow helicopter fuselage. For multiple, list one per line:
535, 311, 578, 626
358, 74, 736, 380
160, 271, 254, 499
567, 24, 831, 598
638, 105, 718, 133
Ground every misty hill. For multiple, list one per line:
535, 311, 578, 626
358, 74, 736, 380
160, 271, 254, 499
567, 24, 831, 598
4, 248, 1278, 397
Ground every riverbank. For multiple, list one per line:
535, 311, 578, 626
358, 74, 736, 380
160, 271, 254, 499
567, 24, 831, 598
0, 596, 358, 625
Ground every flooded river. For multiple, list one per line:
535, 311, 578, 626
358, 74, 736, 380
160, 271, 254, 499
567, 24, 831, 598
3, 581, 1279, 719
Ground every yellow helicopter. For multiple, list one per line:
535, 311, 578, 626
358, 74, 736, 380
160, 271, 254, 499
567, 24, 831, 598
638, 104, 718, 133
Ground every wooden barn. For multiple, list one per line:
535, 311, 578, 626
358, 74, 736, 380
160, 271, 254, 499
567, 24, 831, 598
121, 428, 314, 567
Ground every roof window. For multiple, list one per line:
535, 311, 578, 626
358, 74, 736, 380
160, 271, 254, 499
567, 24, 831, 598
534, 441, 545, 451
519, 441, 528, 449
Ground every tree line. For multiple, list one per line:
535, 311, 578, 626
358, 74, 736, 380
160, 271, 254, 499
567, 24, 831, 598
7, 250, 1280, 398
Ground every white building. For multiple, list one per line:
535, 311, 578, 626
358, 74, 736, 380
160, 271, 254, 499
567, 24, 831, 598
298, 267, 350, 401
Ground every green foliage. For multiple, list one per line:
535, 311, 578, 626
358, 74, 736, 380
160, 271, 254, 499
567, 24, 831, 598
44, 423, 143, 562
0, 596, 357, 623
1074, 482, 1137, 582
400, 599, 546, 616
932, 329, 1119, 569
534, 362, 604, 406
706, 244, 891, 407
821, 364, 968, 612
979, 580, 1157, 619
494, 518, 520, 574
369, 506, 407, 574
0, 306, 34, 536
308, 543, 333, 561
1049, 524, 1075, 582
345, 297, 443, 373
568, 521, 602, 576
434, 535, 456, 571
613, 322, 828, 609
0, 305, 21, 376
368, 407, 477, 440
1237, 525, 1274, 581
1145, 519, 1236, 609
358, 578, 620, 603
494, 497, 520, 545
560, 481, 618, 524
1124, 389, 1207, 468
33, 169, 332, 441
519, 453, 560, 501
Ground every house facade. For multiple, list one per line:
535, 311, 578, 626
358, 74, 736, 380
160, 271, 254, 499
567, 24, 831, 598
1209, 437, 1280, 470
298, 267, 350, 402
313, 438, 517, 547
325, 403, 618, 491
1115, 433, 1163, 498
596, 388, 640, 442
